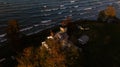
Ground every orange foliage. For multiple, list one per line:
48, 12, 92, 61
61, 16, 71, 26
104, 5, 116, 17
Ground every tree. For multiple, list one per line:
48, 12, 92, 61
16, 37, 82, 67
97, 10, 106, 22
39, 36, 82, 67
6, 20, 22, 52
61, 16, 72, 27
104, 5, 116, 17
16, 47, 35, 67
97, 5, 117, 23
40, 39, 66, 67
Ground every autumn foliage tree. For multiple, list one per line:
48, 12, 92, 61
16, 36, 82, 67
97, 5, 118, 23
104, 5, 116, 17
6, 20, 22, 52
16, 39, 66, 67
61, 16, 72, 26
40, 39, 66, 67
16, 47, 35, 67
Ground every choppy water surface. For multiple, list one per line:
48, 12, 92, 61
0, 0, 119, 44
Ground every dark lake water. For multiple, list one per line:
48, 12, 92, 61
0, 0, 120, 44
